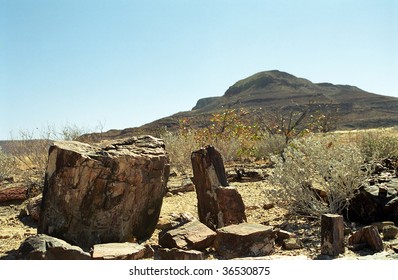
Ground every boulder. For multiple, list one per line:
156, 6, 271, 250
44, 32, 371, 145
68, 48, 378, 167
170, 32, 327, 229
348, 226, 384, 252
214, 223, 275, 259
347, 184, 398, 224
347, 158, 398, 224
92, 242, 151, 260
17, 234, 90, 260
158, 220, 216, 250
157, 248, 205, 260
38, 136, 170, 250
191, 146, 246, 230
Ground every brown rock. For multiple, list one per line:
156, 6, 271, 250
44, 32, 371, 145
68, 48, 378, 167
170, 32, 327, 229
321, 214, 345, 256
158, 220, 216, 250
17, 234, 90, 260
156, 212, 197, 231
282, 237, 303, 250
26, 194, 42, 221
214, 223, 275, 259
382, 225, 398, 240
275, 229, 296, 243
92, 242, 150, 260
191, 146, 246, 230
0, 184, 27, 202
157, 248, 205, 260
348, 225, 384, 252
38, 136, 170, 250
371, 221, 395, 232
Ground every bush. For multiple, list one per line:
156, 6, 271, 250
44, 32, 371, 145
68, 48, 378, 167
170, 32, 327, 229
0, 150, 16, 181
268, 135, 368, 217
359, 130, 398, 161
161, 129, 200, 175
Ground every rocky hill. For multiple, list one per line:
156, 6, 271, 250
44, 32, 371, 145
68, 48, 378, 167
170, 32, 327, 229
81, 70, 398, 141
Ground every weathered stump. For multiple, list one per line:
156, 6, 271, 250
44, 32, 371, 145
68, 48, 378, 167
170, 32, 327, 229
321, 214, 345, 256
191, 146, 246, 229
38, 136, 170, 250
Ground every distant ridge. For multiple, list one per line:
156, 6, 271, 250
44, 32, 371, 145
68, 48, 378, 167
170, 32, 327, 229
81, 70, 398, 141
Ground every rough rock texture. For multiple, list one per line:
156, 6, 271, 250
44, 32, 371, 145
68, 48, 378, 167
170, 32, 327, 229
17, 234, 91, 260
0, 184, 27, 202
157, 248, 205, 260
382, 225, 398, 240
282, 237, 303, 250
191, 146, 246, 230
348, 226, 384, 252
38, 136, 170, 249
156, 212, 197, 231
158, 220, 216, 250
92, 242, 151, 260
347, 158, 398, 224
321, 214, 345, 256
214, 223, 275, 259
26, 194, 42, 221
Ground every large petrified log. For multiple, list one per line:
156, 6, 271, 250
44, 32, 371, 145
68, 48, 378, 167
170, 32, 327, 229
191, 146, 246, 230
38, 136, 170, 249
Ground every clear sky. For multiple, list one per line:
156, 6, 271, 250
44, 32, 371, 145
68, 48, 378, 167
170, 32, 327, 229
1, 0, 397, 140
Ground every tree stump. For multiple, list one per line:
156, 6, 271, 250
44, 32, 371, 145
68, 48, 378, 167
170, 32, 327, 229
321, 214, 345, 256
191, 146, 246, 230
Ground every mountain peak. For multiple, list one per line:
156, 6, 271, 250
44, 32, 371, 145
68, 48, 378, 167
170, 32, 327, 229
224, 70, 311, 97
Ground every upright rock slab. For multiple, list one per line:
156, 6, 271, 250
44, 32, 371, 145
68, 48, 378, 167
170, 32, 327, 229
38, 136, 170, 249
191, 146, 246, 230
321, 214, 345, 256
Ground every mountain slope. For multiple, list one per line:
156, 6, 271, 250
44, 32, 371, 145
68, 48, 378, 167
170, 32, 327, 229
82, 70, 398, 141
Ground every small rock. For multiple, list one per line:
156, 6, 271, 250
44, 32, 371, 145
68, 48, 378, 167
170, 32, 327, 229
92, 242, 149, 260
159, 220, 216, 251
157, 248, 204, 260
27, 194, 42, 221
282, 237, 303, 250
382, 225, 398, 240
263, 203, 275, 210
275, 229, 296, 244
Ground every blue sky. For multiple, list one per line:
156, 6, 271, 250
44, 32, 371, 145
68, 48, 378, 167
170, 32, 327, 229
1, 0, 397, 140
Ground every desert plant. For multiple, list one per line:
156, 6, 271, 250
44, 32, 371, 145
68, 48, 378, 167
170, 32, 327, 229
268, 134, 368, 217
0, 150, 17, 181
359, 130, 398, 161
161, 128, 200, 175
